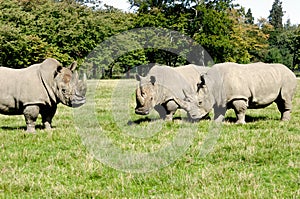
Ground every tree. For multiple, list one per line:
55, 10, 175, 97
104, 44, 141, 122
0, 0, 134, 70
291, 26, 300, 70
268, 0, 284, 30
245, 8, 254, 24
262, 1, 299, 69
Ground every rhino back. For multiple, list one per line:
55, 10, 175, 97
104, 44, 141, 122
209, 62, 296, 107
174, 64, 209, 90
0, 66, 49, 114
146, 65, 195, 102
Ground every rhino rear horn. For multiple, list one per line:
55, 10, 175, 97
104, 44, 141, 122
83, 73, 87, 82
72, 70, 79, 82
173, 97, 190, 111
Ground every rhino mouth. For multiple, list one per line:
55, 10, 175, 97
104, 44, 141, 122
71, 95, 86, 108
135, 107, 150, 115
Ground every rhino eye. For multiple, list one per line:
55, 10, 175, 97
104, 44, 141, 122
62, 88, 67, 93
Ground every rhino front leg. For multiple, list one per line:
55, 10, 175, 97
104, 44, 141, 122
41, 105, 57, 130
23, 105, 40, 133
154, 105, 167, 120
232, 100, 247, 124
213, 105, 226, 123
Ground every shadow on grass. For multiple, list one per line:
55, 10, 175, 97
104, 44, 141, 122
127, 117, 159, 125
127, 115, 211, 125
0, 124, 54, 131
225, 115, 273, 123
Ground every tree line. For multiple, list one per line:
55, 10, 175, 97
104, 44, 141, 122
0, 0, 299, 78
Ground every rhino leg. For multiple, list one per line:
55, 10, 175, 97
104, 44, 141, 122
232, 100, 247, 124
155, 101, 178, 121
213, 105, 226, 123
41, 105, 57, 130
165, 100, 178, 121
165, 101, 178, 121
275, 99, 291, 121
165, 111, 175, 121
281, 111, 291, 121
154, 105, 167, 119
23, 105, 40, 133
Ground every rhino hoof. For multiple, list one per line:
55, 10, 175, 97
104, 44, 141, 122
44, 123, 52, 130
235, 120, 246, 125
26, 129, 36, 134
281, 118, 290, 122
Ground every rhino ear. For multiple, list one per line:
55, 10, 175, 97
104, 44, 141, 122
197, 74, 206, 92
68, 61, 77, 71
150, 76, 156, 85
135, 74, 142, 82
55, 65, 63, 76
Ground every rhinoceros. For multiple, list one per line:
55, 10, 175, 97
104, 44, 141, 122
0, 58, 87, 132
135, 64, 209, 120
179, 62, 297, 123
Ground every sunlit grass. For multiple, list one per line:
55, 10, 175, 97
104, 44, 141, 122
0, 79, 299, 198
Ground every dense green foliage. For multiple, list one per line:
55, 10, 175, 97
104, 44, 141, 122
0, 79, 299, 197
0, 0, 134, 68
0, 0, 300, 77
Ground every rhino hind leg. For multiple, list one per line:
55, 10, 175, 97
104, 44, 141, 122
281, 111, 291, 121
275, 97, 291, 121
232, 100, 247, 124
23, 105, 40, 133
165, 101, 178, 121
155, 101, 178, 121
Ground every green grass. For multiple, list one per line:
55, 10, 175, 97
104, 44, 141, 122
0, 79, 299, 198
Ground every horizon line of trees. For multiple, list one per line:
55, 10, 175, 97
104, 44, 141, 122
0, 0, 299, 78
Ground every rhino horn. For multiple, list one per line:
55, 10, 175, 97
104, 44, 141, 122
136, 87, 144, 105
173, 96, 190, 111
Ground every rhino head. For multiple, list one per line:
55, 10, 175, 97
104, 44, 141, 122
39, 59, 87, 108
172, 75, 213, 120
135, 74, 157, 115
53, 61, 87, 108
196, 74, 215, 118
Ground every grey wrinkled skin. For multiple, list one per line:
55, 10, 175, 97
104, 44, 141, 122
193, 62, 297, 123
135, 64, 209, 121
0, 58, 87, 132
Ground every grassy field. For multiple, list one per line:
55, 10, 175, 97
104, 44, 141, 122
0, 79, 299, 198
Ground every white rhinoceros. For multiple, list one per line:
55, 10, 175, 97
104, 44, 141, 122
178, 62, 297, 123
0, 58, 87, 132
135, 64, 209, 120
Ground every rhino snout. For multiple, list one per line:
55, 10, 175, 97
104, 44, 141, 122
188, 110, 209, 120
71, 94, 86, 108
135, 107, 150, 115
